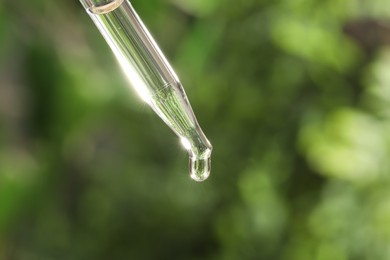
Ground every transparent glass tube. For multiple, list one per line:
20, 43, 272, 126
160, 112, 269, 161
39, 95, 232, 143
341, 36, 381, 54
79, 0, 212, 181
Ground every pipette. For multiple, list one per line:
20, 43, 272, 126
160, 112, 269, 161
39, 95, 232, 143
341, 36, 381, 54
78, 0, 213, 181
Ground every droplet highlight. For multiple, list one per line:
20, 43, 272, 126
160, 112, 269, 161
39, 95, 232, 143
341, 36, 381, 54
190, 155, 211, 182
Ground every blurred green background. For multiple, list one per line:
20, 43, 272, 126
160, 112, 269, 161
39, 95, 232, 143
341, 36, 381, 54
1, 0, 390, 259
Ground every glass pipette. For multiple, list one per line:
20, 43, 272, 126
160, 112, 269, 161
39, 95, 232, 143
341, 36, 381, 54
78, 0, 213, 182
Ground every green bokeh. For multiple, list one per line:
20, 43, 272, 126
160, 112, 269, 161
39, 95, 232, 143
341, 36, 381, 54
1, 0, 390, 259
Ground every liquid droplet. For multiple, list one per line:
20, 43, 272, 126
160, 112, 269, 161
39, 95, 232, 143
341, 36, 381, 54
190, 156, 211, 182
